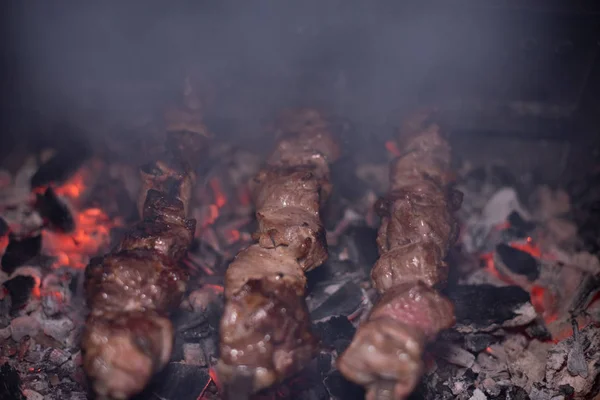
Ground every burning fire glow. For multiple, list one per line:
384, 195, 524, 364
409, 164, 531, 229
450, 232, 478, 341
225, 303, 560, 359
480, 230, 558, 327
37, 169, 121, 269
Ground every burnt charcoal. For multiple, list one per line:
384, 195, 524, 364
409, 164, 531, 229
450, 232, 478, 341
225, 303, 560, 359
1, 234, 42, 274
133, 362, 210, 400
307, 261, 361, 292
569, 273, 600, 316
3, 275, 35, 315
170, 310, 210, 362
312, 316, 356, 354
330, 156, 363, 203
336, 225, 379, 267
488, 165, 518, 188
310, 281, 364, 322
0, 363, 26, 400
446, 284, 531, 329
316, 352, 333, 376
488, 385, 530, 400
495, 244, 540, 281
463, 333, 497, 353
558, 384, 575, 396
0, 217, 8, 236
260, 357, 330, 400
525, 318, 552, 341
567, 320, 588, 378
35, 187, 75, 233
30, 134, 89, 189
0, 288, 11, 328
506, 211, 536, 238
323, 370, 365, 400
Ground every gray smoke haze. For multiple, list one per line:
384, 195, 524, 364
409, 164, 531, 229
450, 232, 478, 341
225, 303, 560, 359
8, 1, 593, 152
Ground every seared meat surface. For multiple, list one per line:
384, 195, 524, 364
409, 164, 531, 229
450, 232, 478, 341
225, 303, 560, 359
217, 108, 339, 393
81, 83, 208, 399
338, 110, 462, 400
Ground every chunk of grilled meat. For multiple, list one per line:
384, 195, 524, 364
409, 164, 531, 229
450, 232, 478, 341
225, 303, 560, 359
82, 82, 206, 399
138, 160, 195, 218
218, 108, 339, 394
338, 110, 462, 400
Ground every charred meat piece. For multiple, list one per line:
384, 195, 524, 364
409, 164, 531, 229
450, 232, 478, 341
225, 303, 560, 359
138, 160, 195, 218
338, 110, 461, 400
82, 81, 208, 400
218, 108, 339, 395
117, 217, 195, 260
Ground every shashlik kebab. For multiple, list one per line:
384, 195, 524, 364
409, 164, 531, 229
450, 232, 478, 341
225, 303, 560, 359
217, 108, 340, 396
81, 81, 210, 399
337, 110, 462, 400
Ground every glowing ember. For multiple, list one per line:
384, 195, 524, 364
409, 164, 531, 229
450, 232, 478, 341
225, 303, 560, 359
37, 170, 120, 269
480, 238, 558, 325
209, 177, 227, 209
385, 140, 402, 157
199, 178, 229, 230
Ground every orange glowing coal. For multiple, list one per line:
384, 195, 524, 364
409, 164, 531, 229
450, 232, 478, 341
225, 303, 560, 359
385, 140, 402, 157
479, 231, 558, 325
38, 170, 121, 269
200, 178, 229, 229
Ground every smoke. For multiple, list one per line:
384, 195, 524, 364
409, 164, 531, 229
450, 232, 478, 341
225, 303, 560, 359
7, 1, 576, 149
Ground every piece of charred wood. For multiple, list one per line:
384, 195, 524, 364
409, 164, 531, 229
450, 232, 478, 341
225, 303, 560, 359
35, 187, 75, 233
494, 243, 540, 282
132, 362, 211, 400
446, 284, 536, 332
2, 275, 35, 316
1, 234, 42, 274
0, 363, 25, 400
30, 129, 90, 189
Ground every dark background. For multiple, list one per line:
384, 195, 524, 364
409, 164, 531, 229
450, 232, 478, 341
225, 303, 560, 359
1, 1, 600, 174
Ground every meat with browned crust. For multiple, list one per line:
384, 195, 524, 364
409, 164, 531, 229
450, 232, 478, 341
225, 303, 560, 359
81, 82, 208, 399
217, 108, 339, 393
337, 110, 462, 400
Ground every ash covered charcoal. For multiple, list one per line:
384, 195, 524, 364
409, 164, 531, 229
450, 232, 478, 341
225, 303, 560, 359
30, 132, 90, 189
132, 362, 211, 400
323, 370, 365, 400
462, 333, 498, 353
568, 273, 600, 316
0, 286, 11, 327
506, 211, 536, 239
546, 325, 600, 399
2, 275, 35, 315
335, 225, 379, 267
1, 234, 42, 274
312, 316, 357, 354
0, 363, 25, 400
0, 216, 8, 236
525, 319, 553, 341
310, 281, 365, 322
446, 284, 537, 332
494, 244, 540, 282
35, 187, 75, 233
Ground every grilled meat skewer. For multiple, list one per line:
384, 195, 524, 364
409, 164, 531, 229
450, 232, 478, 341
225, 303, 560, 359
337, 110, 462, 400
81, 81, 210, 399
217, 108, 340, 394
